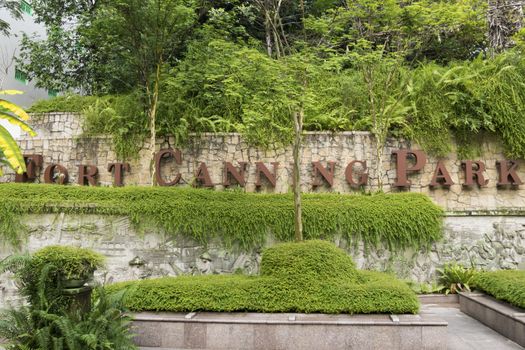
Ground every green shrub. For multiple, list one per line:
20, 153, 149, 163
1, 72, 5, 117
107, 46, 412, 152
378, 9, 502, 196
107, 274, 419, 314
474, 270, 525, 309
0, 184, 444, 252
28, 95, 101, 113
32, 245, 105, 280
436, 262, 478, 294
0, 247, 134, 350
259, 240, 362, 282
1, 246, 105, 312
107, 241, 419, 314
29, 94, 147, 160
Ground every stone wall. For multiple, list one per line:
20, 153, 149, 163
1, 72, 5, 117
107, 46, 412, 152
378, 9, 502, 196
1, 212, 524, 308
2, 113, 525, 212
1, 112, 525, 308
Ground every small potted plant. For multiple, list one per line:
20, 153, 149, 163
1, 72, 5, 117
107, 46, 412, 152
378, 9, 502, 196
31, 245, 106, 289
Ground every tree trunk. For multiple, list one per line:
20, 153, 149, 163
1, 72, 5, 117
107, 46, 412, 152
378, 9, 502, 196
265, 10, 273, 57
292, 109, 303, 242
149, 63, 161, 186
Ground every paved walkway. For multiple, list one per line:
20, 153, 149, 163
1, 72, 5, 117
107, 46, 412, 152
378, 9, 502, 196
421, 303, 523, 350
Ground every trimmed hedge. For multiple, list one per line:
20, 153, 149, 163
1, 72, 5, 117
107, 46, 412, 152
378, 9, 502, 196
0, 184, 443, 250
260, 240, 362, 282
474, 270, 525, 309
107, 241, 419, 314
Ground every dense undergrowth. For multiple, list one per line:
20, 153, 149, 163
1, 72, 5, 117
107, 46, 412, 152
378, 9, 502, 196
0, 184, 443, 251
106, 240, 420, 314
28, 48, 525, 160
474, 270, 525, 309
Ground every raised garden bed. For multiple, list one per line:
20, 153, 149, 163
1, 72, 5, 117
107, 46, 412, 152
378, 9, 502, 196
459, 292, 525, 347
106, 240, 449, 349
132, 311, 447, 350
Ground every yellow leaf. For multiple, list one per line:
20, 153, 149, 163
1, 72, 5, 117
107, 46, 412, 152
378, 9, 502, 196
0, 111, 36, 136
0, 124, 26, 174
0, 99, 30, 121
0, 90, 23, 95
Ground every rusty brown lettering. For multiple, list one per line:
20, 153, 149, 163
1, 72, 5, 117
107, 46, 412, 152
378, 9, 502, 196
462, 160, 488, 187
312, 161, 336, 187
497, 160, 523, 186
108, 163, 130, 187
154, 149, 182, 186
194, 162, 213, 187
15, 154, 43, 183
255, 162, 279, 188
44, 164, 69, 184
345, 160, 368, 187
223, 162, 247, 187
393, 149, 427, 187
430, 160, 454, 187
78, 165, 98, 186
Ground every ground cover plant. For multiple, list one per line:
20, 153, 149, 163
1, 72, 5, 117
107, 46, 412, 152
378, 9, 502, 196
474, 270, 525, 309
0, 183, 443, 251
106, 240, 420, 314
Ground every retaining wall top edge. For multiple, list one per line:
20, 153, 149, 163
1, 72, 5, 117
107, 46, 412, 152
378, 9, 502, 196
445, 209, 525, 216
131, 312, 448, 326
459, 293, 525, 323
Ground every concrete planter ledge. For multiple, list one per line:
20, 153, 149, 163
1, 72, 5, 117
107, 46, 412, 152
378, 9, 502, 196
418, 294, 459, 305
459, 292, 525, 347
131, 312, 447, 350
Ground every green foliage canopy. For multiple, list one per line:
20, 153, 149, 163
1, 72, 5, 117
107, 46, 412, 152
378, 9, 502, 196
21, 0, 525, 160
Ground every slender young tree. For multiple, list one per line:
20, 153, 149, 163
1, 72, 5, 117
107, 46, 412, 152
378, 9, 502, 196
105, 0, 196, 184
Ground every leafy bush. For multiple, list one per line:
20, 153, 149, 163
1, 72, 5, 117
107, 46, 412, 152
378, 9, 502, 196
474, 270, 525, 309
28, 95, 102, 113
29, 93, 147, 160
409, 51, 525, 159
32, 245, 105, 280
0, 184, 444, 252
107, 240, 419, 314
436, 262, 478, 294
0, 246, 105, 312
0, 247, 134, 350
259, 240, 362, 282
81, 92, 147, 160
0, 286, 137, 350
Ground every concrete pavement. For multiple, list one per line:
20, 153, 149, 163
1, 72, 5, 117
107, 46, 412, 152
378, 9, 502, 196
421, 303, 523, 350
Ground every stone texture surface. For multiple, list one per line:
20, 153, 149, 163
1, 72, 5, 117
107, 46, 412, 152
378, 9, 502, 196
2, 113, 525, 212
129, 312, 447, 350
1, 213, 524, 308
